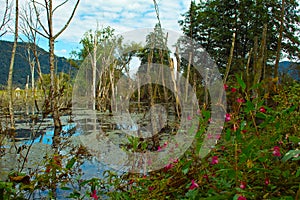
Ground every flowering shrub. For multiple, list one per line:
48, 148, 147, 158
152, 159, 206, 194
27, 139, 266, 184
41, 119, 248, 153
101, 79, 300, 199
1, 80, 299, 199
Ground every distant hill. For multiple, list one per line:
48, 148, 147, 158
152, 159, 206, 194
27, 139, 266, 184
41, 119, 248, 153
0, 40, 77, 88
0, 39, 298, 88
279, 61, 300, 81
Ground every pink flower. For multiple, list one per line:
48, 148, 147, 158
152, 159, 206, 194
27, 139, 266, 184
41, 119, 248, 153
211, 156, 219, 165
231, 87, 237, 92
225, 113, 231, 122
238, 196, 247, 200
187, 115, 192, 120
274, 146, 280, 151
215, 134, 221, 140
240, 181, 246, 189
148, 186, 154, 191
207, 133, 212, 139
164, 163, 173, 171
189, 180, 199, 190
237, 98, 244, 103
163, 141, 168, 148
129, 179, 134, 184
233, 124, 238, 131
203, 174, 209, 180
273, 146, 281, 157
197, 109, 201, 115
157, 146, 162, 152
224, 84, 229, 90
90, 190, 98, 200
259, 106, 266, 113
265, 178, 270, 186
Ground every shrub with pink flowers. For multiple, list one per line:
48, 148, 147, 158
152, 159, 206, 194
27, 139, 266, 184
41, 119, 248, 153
100, 79, 300, 200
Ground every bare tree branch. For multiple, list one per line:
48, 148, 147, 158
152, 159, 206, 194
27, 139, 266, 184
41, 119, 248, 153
0, 0, 12, 37
7, 0, 19, 129
26, 0, 81, 132
54, 0, 80, 39
53, 0, 69, 13
31, 0, 49, 37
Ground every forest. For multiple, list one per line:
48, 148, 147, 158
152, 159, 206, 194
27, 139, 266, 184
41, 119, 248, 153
0, 0, 300, 199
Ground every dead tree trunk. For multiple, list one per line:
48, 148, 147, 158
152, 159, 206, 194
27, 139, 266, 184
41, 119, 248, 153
185, 52, 192, 102
7, 0, 19, 130
274, 0, 285, 82
223, 32, 236, 84
31, 0, 80, 134
253, 24, 267, 98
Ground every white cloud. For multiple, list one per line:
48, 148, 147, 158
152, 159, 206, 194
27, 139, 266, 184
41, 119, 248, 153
54, 49, 67, 55
0, 0, 190, 57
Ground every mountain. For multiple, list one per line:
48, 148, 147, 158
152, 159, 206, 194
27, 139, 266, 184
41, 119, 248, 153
0, 40, 77, 88
279, 61, 300, 81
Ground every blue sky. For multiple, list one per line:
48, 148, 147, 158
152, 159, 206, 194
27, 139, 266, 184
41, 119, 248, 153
0, 0, 191, 58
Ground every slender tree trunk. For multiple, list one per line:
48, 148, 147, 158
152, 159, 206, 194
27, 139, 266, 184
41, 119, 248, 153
25, 75, 29, 115
204, 69, 209, 107
28, 49, 35, 115
169, 57, 180, 119
49, 37, 61, 130
185, 52, 192, 102
92, 40, 97, 110
7, 0, 19, 130
274, 0, 285, 81
110, 62, 116, 112
137, 76, 141, 111
223, 32, 236, 84
31, 0, 80, 133
147, 44, 159, 148
246, 48, 253, 93
253, 24, 267, 98
48, 1, 61, 131
174, 46, 181, 118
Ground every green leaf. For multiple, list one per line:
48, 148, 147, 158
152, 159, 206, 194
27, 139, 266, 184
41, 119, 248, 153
202, 110, 211, 121
185, 189, 198, 199
292, 156, 300, 161
289, 136, 300, 144
296, 167, 300, 177
256, 112, 266, 119
60, 186, 71, 190
282, 150, 300, 162
240, 121, 247, 130
182, 160, 192, 175
225, 129, 231, 141
235, 74, 246, 91
66, 157, 76, 169
245, 100, 255, 113
250, 82, 262, 90
79, 179, 93, 186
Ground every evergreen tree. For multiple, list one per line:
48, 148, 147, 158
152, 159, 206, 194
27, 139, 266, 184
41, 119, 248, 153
137, 23, 171, 72
179, 0, 300, 77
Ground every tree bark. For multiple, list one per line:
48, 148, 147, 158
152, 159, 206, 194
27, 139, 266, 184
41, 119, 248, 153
92, 37, 97, 110
274, 0, 285, 81
253, 24, 267, 98
223, 32, 236, 84
49, 10, 62, 129
185, 52, 192, 102
31, 0, 80, 133
7, 0, 19, 130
